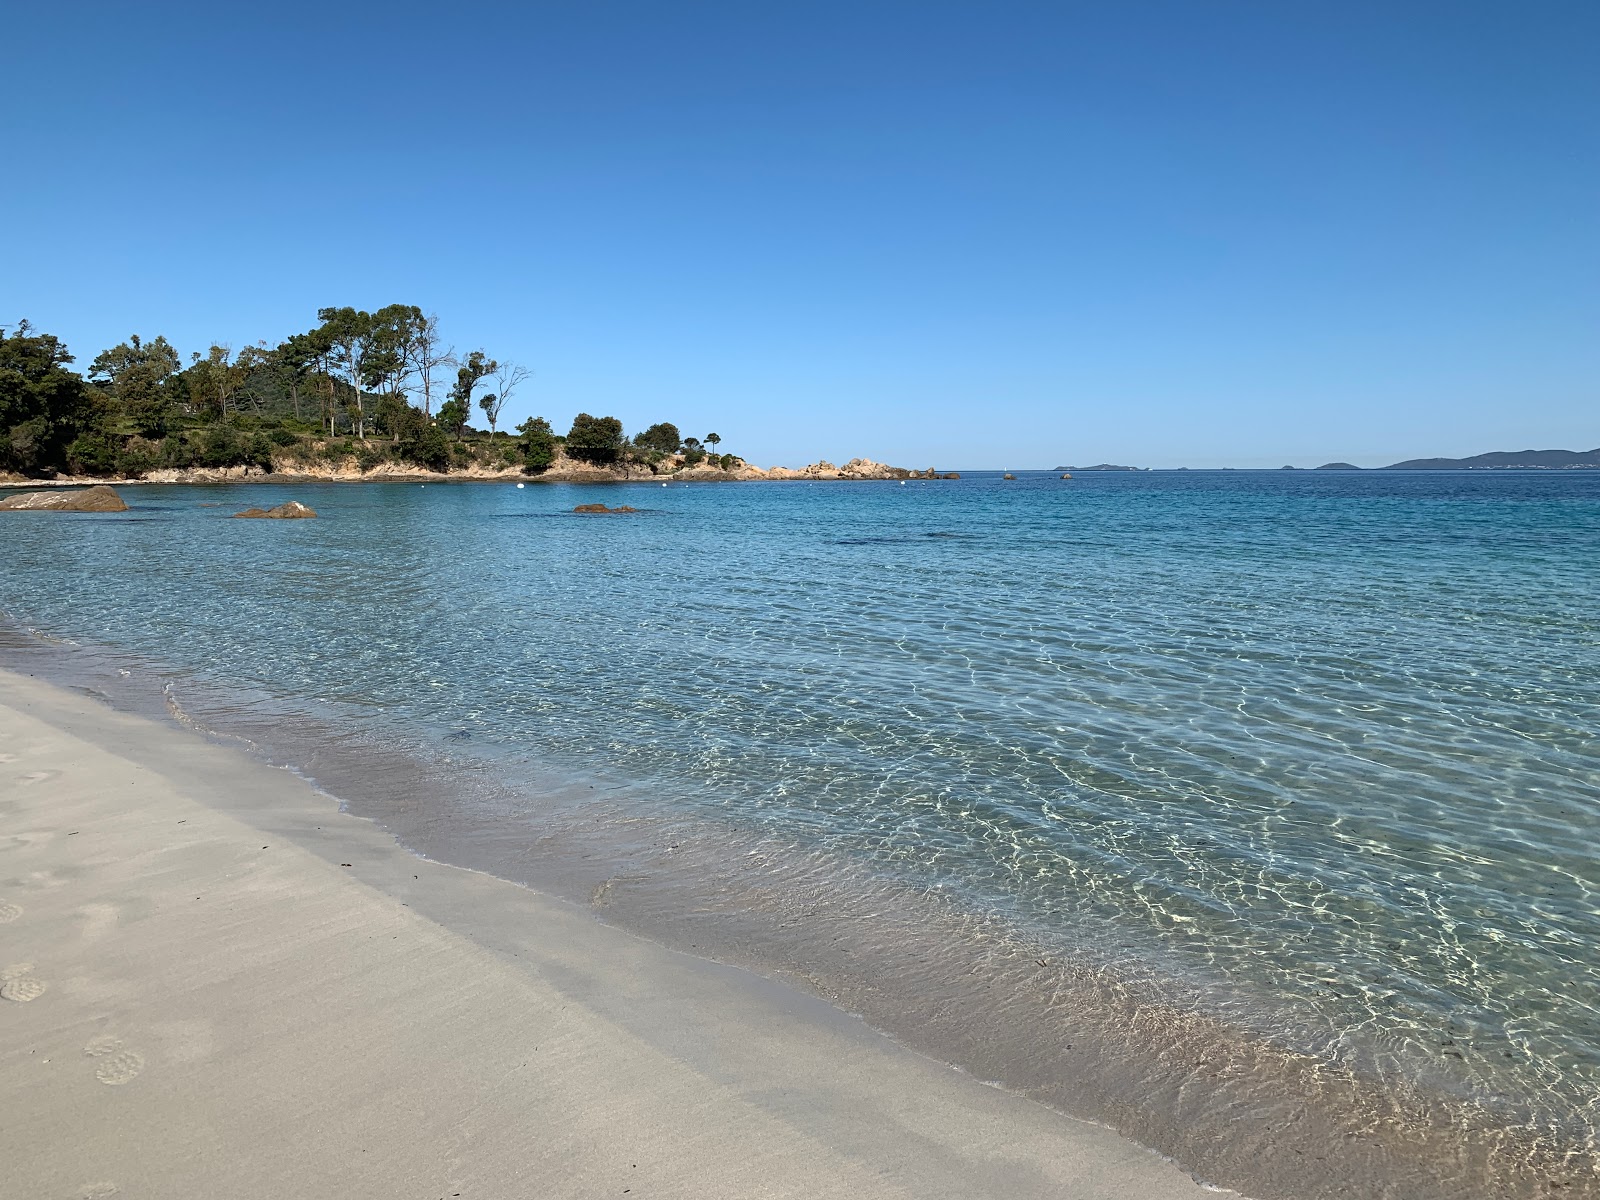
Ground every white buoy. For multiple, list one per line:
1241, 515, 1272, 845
662, 482, 668, 487
516, 482, 525, 489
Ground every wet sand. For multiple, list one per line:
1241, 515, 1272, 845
0, 667, 1217, 1200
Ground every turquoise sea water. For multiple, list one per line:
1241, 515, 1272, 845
2, 470, 1597, 1195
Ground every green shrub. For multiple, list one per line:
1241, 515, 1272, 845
516, 416, 557, 473
159, 435, 194, 469
269, 428, 300, 447
355, 441, 391, 473
397, 423, 449, 471
64, 431, 121, 476
115, 438, 162, 478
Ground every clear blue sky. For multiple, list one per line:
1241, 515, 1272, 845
5, 1, 1595, 468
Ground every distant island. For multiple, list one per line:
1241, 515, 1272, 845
1366, 448, 1600, 471
1309, 449, 1600, 471
1052, 464, 1145, 472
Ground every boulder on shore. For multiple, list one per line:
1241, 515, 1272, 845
233, 501, 318, 519
0, 485, 128, 512
573, 503, 638, 514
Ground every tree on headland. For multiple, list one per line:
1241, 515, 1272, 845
400, 310, 451, 417
635, 422, 682, 456
706, 432, 721, 455
186, 345, 251, 421
1, 305, 741, 484
565, 413, 624, 465
515, 416, 557, 473
1, 321, 106, 476
438, 349, 495, 441
481, 360, 528, 439
90, 333, 182, 437
316, 307, 382, 439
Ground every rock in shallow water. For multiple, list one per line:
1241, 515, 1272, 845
573, 503, 638, 514
233, 501, 318, 519
0, 485, 129, 512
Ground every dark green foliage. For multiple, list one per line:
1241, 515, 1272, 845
90, 333, 181, 436
718, 453, 738, 470
115, 439, 162, 477
565, 413, 624, 465
4, 311, 734, 483
65, 430, 122, 476
193, 426, 273, 471
394, 404, 449, 470
516, 416, 556, 473
0, 323, 107, 476
635, 422, 682, 456
436, 397, 469, 441
451, 350, 497, 409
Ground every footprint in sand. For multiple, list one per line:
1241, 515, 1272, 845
0, 753, 18, 764
85, 1035, 147, 1085
78, 1184, 120, 1199
0, 963, 47, 1003
20, 770, 58, 786
0, 900, 21, 924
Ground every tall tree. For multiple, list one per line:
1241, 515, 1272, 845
316, 307, 379, 439
89, 333, 181, 437
705, 431, 722, 455
186, 345, 249, 420
635, 422, 682, 456
435, 349, 492, 442
272, 334, 319, 422
515, 416, 556, 473
565, 413, 624, 465
401, 310, 451, 417
481, 360, 528, 439
2, 322, 105, 476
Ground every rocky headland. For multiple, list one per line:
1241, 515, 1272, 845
2, 452, 957, 488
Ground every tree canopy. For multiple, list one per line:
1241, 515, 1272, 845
564, 413, 624, 464
1, 309, 738, 482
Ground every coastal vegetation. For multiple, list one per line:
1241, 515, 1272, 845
0, 312, 744, 481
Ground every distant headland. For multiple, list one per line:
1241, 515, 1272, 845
1066, 449, 1599, 472
0, 313, 949, 487
1360, 448, 1600, 471
1052, 464, 1146, 472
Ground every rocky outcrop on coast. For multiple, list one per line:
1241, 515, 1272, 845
0, 485, 129, 512
3, 451, 958, 488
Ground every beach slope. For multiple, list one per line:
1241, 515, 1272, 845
0, 668, 1214, 1199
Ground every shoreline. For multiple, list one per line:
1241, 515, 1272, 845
0, 665, 1216, 1200
0, 455, 958, 490
4, 622, 1595, 1200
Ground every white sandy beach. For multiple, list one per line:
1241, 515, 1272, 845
0, 667, 1216, 1199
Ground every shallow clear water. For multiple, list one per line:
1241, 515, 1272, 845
3, 470, 1598, 1192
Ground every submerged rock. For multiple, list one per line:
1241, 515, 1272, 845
233, 501, 318, 519
0, 485, 129, 512
573, 503, 638, 514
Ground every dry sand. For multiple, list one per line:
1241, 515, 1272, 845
0, 668, 1218, 1199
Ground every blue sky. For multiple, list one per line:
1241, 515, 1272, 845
5, 1, 1595, 468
